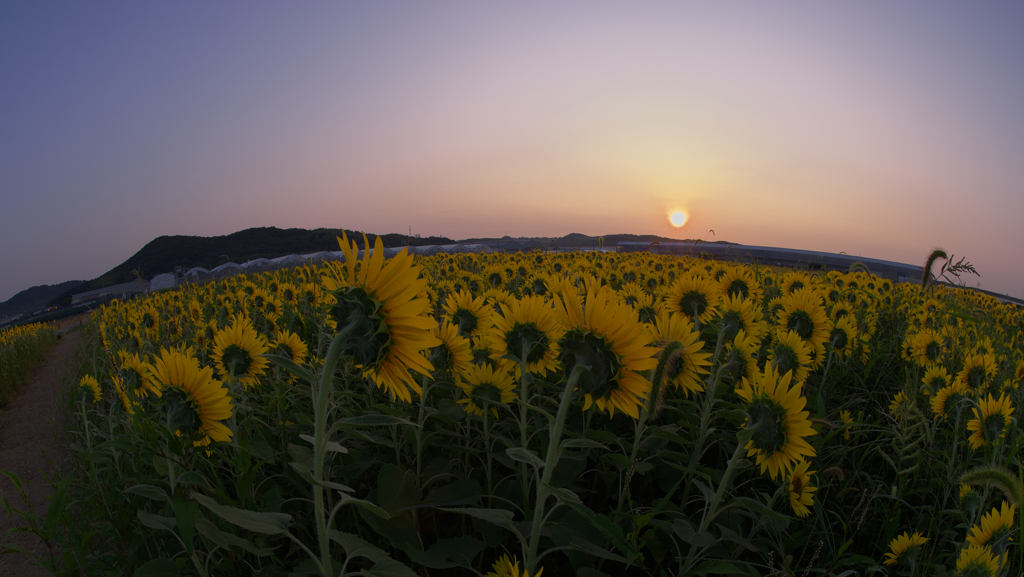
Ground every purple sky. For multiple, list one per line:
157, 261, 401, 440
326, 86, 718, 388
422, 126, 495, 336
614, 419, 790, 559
2, 2, 1023, 301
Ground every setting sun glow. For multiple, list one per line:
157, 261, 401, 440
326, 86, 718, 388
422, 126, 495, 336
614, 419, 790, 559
669, 211, 688, 227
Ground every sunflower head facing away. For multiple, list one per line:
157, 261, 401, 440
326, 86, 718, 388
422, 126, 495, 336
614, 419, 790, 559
882, 531, 928, 568
966, 392, 1015, 451
967, 501, 1016, 558
79, 375, 102, 403
648, 312, 711, 398
151, 348, 233, 449
735, 365, 816, 480
955, 545, 1000, 577
555, 284, 657, 419
326, 231, 440, 403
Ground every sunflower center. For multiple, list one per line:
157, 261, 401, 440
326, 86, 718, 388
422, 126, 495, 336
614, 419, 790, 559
925, 341, 940, 362
747, 399, 788, 454
727, 280, 749, 300
505, 324, 550, 365
772, 344, 800, 379
967, 366, 987, 389
787, 311, 814, 340
532, 278, 547, 296
723, 348, 748, 382
982, 413, 1006, 444
472, 348, 494, 368
559, 330, 622, 400
791, 474, 804, 494
720, 311, 744, 342
636, 305, 657, 325
470, 383, 503, 407
429, 344, 453, 375
830, 327, 848, 351
330, 287, 390, 367
222, 344, 254, 377
623, 295, 638, 306
276, 343, 296, 360
164, 388, 201, 434
452, 308, 479, 336
488, 272, 503, 287
678, 291, 708, 320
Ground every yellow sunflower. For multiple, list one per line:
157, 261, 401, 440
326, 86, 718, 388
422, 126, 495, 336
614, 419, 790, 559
648, 312, 711, 398
957, 353, 998, 392
717, 294, 769, 343
735, 365, 816, 480
442, 290, 494, 342
212, 313, 270, 388
955, 545, 1000, 577
119, 351, 161, 398
882, 531, 928, 567
323, 232, 440, 403
112, 375, 135, 415
889, 391, 911, 420
718, 266, 763, 303
840, 410, 854, 441
911, 329, 944, 368
931, 380, 968, 420
722, 329, 760, 385
429, 321, 474, 380
768, 329, 812, 385
79, 375, 101, 403
269, 330, 309, 383
456, 363, 518, 419
151, 347, 233, 447
776, 289, 830, 367
828, 316, 857, 360
489, 294, 562, 376
967, 501, 1016, 561
485, 554, 542, 577
665, 273, 722, 327
966, 392, 1014, 450
921, 365, 951, 396
554, 284, 657, 419
787, 459, 816, 518
270, 330, 309, 365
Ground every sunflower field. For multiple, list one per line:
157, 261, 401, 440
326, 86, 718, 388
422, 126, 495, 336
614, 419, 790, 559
0, 321, 57, 406
13, 232, 1024, 577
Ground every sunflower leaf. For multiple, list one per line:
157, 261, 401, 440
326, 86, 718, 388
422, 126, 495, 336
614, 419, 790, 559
125, 484, 171, 504
336, 414, 417, 428
263, 353, 315, 384
506, 447, 545, 469
191, 492, 291, 535
137, 510, 177, 533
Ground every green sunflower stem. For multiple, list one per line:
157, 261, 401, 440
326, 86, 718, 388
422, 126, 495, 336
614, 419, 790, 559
684, 434, 749, 572
525, 366, 583, 576
415, 375, 431, 486
311, 320, 359, 577
518, 341, 532, 514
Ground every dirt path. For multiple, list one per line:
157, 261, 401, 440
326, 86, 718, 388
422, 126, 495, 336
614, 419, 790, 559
0, 329, 81, 577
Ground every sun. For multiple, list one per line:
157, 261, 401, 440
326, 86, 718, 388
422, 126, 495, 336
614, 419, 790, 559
669, 211, 688, 227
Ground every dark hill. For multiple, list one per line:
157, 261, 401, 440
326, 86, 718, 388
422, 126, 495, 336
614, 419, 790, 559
0, 280, 86, 319
47, 227, 454, 306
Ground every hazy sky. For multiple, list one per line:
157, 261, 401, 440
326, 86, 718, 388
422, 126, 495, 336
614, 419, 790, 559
2, 2, 1023, 301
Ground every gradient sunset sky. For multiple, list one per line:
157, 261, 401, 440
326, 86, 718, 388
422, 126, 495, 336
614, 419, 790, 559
2, 2, 1023, 302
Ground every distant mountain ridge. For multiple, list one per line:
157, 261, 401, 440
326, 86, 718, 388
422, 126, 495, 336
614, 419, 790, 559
0, 280, 86, 319
46, 227, 455, 306
42, 227, 707, 307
